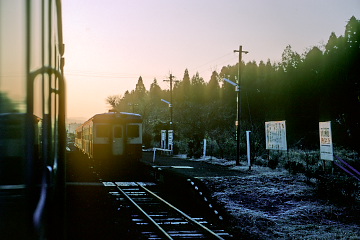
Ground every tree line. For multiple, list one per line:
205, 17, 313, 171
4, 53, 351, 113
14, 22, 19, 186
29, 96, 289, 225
107, 16, 360, 159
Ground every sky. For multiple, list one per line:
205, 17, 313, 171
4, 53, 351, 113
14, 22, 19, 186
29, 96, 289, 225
62, 0, 360, 121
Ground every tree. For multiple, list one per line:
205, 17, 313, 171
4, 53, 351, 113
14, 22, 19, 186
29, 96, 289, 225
190, 72, 205, 103
205, 71, 220, 103
106, 95, 121, 110
105, 16, 360, 155
175, 69, 191, 103
219, 65, 237, 107
149, 78, 162, 103
325, 32, 342, 55
134, 76, 146, 100
345, 16, 360, 49
281, 45, 301, 72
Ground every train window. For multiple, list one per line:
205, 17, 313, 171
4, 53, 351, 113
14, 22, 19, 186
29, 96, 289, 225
114, 126, 122, 138
96, 125, 110, 137
127, 125, 139, 138
0, 1, 27, 114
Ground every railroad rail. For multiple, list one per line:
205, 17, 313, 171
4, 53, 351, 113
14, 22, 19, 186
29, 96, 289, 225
104, 182, 232, 239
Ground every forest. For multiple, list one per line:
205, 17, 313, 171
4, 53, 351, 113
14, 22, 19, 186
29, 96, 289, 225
107, 16, 360, 159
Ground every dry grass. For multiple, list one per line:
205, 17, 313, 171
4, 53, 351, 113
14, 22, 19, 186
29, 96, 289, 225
200, 168, 360, 239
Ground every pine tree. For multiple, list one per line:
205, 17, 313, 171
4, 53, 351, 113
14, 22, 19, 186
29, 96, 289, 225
135, 76, 146, 100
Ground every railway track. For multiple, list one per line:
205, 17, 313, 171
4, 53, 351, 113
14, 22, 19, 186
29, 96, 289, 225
104, 181, 232, 239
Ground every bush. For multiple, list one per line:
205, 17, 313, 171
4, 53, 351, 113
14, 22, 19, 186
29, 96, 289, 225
254, 155, 268, 167
315, 173, 358, 205
176, 138, 189, 156
267, 153, 280, 169
284, 161, 305, 174
282, 150, 321, 177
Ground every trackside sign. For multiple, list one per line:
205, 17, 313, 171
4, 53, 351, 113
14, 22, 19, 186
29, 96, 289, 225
265, 121, 287, 151
319, 121, 334, 161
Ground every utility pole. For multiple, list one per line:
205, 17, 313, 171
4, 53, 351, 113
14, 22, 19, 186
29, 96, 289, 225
163, 74, 178, 126
163, 74, 178, 154
233, 45, 248, 166
128, 103, 138, 113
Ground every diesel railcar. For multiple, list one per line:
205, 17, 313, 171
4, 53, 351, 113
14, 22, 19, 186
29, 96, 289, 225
0, 1, 66, 239
75, 112, 142, 173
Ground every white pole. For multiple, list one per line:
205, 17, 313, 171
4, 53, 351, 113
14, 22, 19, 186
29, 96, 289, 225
153, 148, 156, 163
246, 131, 251, 170
203, 139, 207, 159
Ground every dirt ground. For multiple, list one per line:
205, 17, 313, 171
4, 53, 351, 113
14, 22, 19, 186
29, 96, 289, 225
142, 153, 359, 239
199, 165, 360, 240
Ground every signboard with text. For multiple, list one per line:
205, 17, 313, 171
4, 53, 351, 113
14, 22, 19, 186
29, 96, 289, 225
161, 130, 167, 149
319, 121, 334, 161
265, 121, 287, 151
168, 130, 173, 151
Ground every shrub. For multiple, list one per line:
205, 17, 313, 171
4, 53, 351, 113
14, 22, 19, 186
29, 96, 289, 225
284, 161, 305, 174
315, 173, 358, 205
254, 155, 268, 167
267, 153, 280, 169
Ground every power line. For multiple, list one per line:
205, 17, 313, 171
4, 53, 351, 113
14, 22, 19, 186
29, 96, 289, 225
189, 52, 237, 74
65, 51, 239, 81
65, 71, 156, 80
66, 73, 136, 79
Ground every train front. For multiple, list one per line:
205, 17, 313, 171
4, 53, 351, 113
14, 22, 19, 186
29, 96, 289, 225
91, 112, 143, 174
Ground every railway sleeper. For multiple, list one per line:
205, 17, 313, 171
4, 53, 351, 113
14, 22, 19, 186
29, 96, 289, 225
133, 219, 207, 226
144, 231, 218, 238
140, 231, 217, 239
108, 182, 232, 239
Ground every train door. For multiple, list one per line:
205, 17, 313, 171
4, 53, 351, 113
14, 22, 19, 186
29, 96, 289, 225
112, 124, 124, 155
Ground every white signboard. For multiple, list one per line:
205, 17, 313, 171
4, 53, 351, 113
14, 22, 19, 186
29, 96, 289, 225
167, 130, 173, 151
265, 121, 287, 151
161, 130, 167, 149
319, 121, 334, 161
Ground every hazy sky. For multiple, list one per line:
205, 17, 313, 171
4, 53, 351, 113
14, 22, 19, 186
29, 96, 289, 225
62, 0, 359, 120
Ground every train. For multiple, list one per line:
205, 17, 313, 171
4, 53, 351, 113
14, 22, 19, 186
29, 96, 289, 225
75, 111, 143, 174
0, 1, 66, 239
0, 113, 42, 184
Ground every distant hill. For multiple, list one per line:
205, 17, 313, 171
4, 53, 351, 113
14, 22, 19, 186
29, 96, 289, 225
66, 117, 87, 124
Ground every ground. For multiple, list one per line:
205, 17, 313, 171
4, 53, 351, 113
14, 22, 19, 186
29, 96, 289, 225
187, 157, 360, 240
